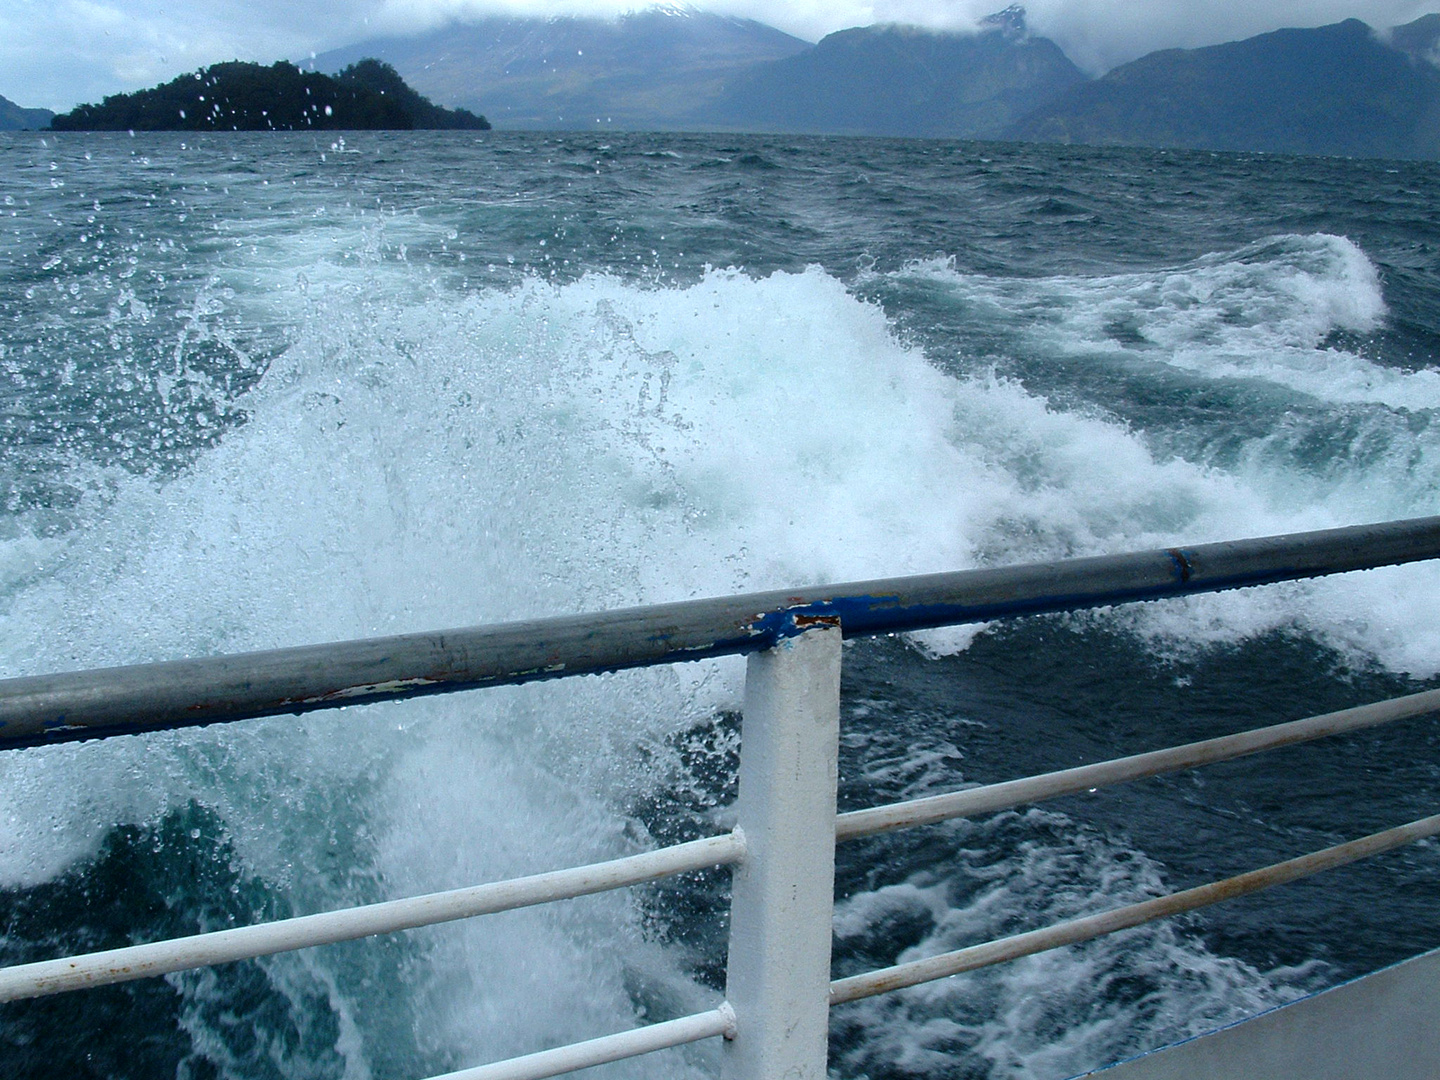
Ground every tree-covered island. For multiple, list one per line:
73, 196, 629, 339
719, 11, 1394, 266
50, 59, 490, 131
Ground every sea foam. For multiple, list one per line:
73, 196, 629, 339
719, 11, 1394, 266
0, 249, 1435, 1076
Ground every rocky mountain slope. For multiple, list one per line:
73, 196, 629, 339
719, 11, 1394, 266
312, 5, 808, 130
0, 95, 54, 131
1008, 16, 1440, 159
702, 6, 1085, 138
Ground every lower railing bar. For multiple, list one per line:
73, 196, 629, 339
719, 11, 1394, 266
836, 688, 1440, 842
425, 1004, 737, 1080
0, 831, 745, 1004
830, 811, 1440, 1006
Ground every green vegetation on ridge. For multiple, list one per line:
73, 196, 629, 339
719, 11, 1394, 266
49, 59, 489, 132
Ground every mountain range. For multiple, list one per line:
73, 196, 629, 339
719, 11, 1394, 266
1010, 16, 1440, 158
11, 6, 1440, 159
310, 5, 1440, 159
311, 6, 809, 130
705, 7, 1085, 138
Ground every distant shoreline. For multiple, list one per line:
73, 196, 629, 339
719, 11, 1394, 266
48, 59, 489, 133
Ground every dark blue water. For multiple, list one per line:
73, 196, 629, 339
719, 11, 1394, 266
2, 129, 1440, 1079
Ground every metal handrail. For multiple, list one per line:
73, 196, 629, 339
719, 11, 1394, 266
2, 516, 1438, 748
432, 1006, 737, 1080
830, 812, 1440, 1005
5, 686, 1436, 1004
837, 687, 1440, 839
4, 519, 1440, 1080
0, 832, 746, 1003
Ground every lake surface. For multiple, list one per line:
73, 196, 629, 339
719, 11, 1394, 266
2, 129, 1440, 1079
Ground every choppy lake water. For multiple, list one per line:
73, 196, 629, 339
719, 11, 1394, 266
3, 129, 1440, 1079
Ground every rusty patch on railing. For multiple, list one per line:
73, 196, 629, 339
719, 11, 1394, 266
793, 613, 842, 630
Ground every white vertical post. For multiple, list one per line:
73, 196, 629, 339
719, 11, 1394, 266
721, 620, 842, 1080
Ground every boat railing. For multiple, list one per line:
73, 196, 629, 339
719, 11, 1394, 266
2, 517, 1439, 1080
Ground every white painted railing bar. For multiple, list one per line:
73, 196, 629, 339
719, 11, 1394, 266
5, 687, 1437, 1007
830, 811, 1440, 1006
836, 688, 1440, 841
0, 831, 745, 1004
423, 1004, 737, 1080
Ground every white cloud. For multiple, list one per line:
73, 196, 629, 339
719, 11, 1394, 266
371, 0, 622, 30
0, 0, 377, 110
708, 0, 874, 40
870, 0, 984, 32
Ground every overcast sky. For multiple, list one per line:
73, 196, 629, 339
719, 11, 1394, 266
5, 0, 1439, 111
